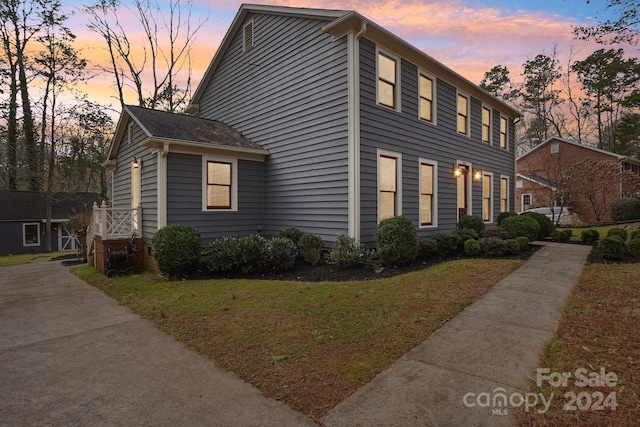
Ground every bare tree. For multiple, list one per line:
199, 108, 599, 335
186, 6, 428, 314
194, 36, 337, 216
83, 0, 205, 112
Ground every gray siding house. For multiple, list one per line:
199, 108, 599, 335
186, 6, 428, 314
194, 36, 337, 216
105, 4, 520, 250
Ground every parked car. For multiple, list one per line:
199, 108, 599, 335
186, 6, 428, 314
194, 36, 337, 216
524, 206, 579, 227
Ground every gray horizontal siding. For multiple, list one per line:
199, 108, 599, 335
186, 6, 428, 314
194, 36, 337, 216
196, 12, 350, 243
166, 153, 265, 242
359, 38, 516, 246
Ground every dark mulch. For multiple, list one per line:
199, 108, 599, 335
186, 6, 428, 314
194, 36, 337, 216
188, 244, 543, 282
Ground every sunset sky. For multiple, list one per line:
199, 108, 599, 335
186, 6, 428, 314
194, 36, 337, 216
65, 0, 627, 112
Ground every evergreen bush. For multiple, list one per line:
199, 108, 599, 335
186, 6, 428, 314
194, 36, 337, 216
580, 229, 600, 244
419, 238, 438, 257
265, 237, 297, 271
557, 229, 573, 242
607, 227, 628, 241
629, 238, 640, 259
297, 233, 324, 265
597, 236, 627, 261
631, 230, 640, 240
496, 211, 518, 226
500, 215, 540, 241
610, 197, 640, 222
463, 239, 482, 256
152, 224, 202, 278
521, 211, 554, 239
330, 234, 365, 269
433, 232, 461, 256
515, 236, 530, 251
480, 237, 506, 256
503, 239, 520, 255
482, 227, 509, 239
452, 228, 479, 250
276, 226, 304, 246
456, 214, 486, 235
375, 215, 419, 266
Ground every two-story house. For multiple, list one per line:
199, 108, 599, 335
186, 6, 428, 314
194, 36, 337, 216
103, 4, 520, 264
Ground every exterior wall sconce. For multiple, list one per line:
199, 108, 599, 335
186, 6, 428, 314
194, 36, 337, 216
133, 157, 143, 168
473, 168, 483, 181
453, 164, 462, 177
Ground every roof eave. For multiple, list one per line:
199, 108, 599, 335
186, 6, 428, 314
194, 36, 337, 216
140, 137, 269, 162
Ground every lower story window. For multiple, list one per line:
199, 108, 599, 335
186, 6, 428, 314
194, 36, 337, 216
483, 174, 492, 222
522, 194, 532, 211
500, 177, 509, 212
420, 160, 437, 226
378, 150, 401, 221
203, 157, 238, 211
23, 223, 40, 246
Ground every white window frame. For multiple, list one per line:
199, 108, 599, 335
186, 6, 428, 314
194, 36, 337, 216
481, 105, 492, 144
522, 193, 532, 212
482, 172, 494, 223
202, 156, 238, 212
500, 115, 508, 149
23, 223, 40, 247
131, 162, 141, 208
418, 69, 436, 125
500, 175, 510, 213
419, 158, 438, 228
376, 47, 401, 112
243, 20, 254, 53
550, 142, 559, 153
377, 149, 402, 222
127, 123, 133, 145
457, 91, 470, 137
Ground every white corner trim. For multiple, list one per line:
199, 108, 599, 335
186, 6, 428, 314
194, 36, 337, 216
347, 31, 361, 241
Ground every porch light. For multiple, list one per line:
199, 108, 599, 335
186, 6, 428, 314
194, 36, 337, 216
473, 168, 483, 181
453, 164, 462, 177
133, 157, 143, 168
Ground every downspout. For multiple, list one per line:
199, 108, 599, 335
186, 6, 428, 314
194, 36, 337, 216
347, 20, 366, 241
157, 142, 169, 230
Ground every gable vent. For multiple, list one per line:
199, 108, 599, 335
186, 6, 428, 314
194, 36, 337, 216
243, 21, 254, 52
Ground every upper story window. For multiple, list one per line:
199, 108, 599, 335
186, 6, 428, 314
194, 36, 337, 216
203, 157, 238, 211
482, 106, 491, 143
550, 142, 559, 153
419, 72, 434, 123
243, 20, 254, 52
377, 50, 399, 110
500, 116, 508, 149
457, 93, 469, 135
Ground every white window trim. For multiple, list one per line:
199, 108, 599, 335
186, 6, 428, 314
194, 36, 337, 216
202, 156, 238, 212
550, 142, 559, 153
243, 19, 254, 53
418, 69, 436, 125
131, 162, 141, 208
377, 148, 402, 222
482, 171, 494, 223
481, 104, 492, 144
457, 91, 471, 137
500, 175, 510, 213
127, 123, 133, 145
376, 46, 401, 112
23, 223, 40, 247
500, 115, 508, 150
521, 193, 532, 213
419, 158, 438, 228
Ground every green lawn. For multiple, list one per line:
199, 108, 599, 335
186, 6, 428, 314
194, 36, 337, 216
565, 222, 640, 242
73, 258, 523, 420
0, 251, 70, 267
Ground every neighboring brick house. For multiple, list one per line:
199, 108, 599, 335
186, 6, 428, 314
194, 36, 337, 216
516, 137, 640, 224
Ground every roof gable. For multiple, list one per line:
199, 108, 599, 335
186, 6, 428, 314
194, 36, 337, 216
517, 137, 627, 161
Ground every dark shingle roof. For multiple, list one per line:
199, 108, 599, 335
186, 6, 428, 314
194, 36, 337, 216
0, 191, 99, 222
126, 105, 264, 152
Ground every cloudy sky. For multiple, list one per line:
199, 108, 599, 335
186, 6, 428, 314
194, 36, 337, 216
68, 0, 626, 110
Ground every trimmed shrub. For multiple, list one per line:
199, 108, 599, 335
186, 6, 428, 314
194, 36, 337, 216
298, 233, 324, 265
452, 228, 479, 250
497, 211, 518, 226
483, 227, 509, 239
152, 224, 202, 278
521, 211, 554, 239
515, 236, 529, 251
501, 215, 540, 241
580, 229, 600, 244
276, 226, 304, 246
457, 215, 485, 235
610, 197, 640, 222
607, 227, 628, 241
330, 234, 365, 269
629, 238, 640, 259
503, 239, 520, 255
375, 216, 420, 266
207, 235, 268, 273
463, 239, 482, 256
420, 238, 438, 257
433, 232, 461, 256
597, 236, 627, 260
265, 237, 297, 271
631, 230, 640, 240
557, 229, 573, 242
480, 237, 506, 256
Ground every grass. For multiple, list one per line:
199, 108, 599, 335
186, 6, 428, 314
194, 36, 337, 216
0, 251, 70, 267
565, 222, 640, 243
73, 258, 523, 420
516, 263, 640, 426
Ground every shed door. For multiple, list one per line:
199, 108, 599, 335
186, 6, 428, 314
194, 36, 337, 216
59, 223, 79, 251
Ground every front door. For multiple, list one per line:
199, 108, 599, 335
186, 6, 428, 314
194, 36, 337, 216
457, 165, 469, 219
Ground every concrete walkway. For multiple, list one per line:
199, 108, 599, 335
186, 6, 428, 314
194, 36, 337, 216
0, 261, 315, 427
0, 242, 591, 426
323, 242, 592, 426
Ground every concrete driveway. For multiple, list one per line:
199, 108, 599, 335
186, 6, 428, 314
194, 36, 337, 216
0, 261, 316, 426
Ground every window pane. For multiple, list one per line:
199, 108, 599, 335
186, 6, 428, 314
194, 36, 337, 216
25, 225, 38, 244
420, 98, 432, 121
378, 80, 395, 108
380, 192, 395, 220
457, 115, 467, 134
421, 164, 433, 194
483, 175, 491, 195
457, 95, 467, 115
208, 162, 231, 185
482, 107, 490, 125
208, 185, 231, 208
379, 53, 396, 83
483, 199, 490, 221
420, 195, 432, 225
420, 75, 432, 100
379, 156, 396, 192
